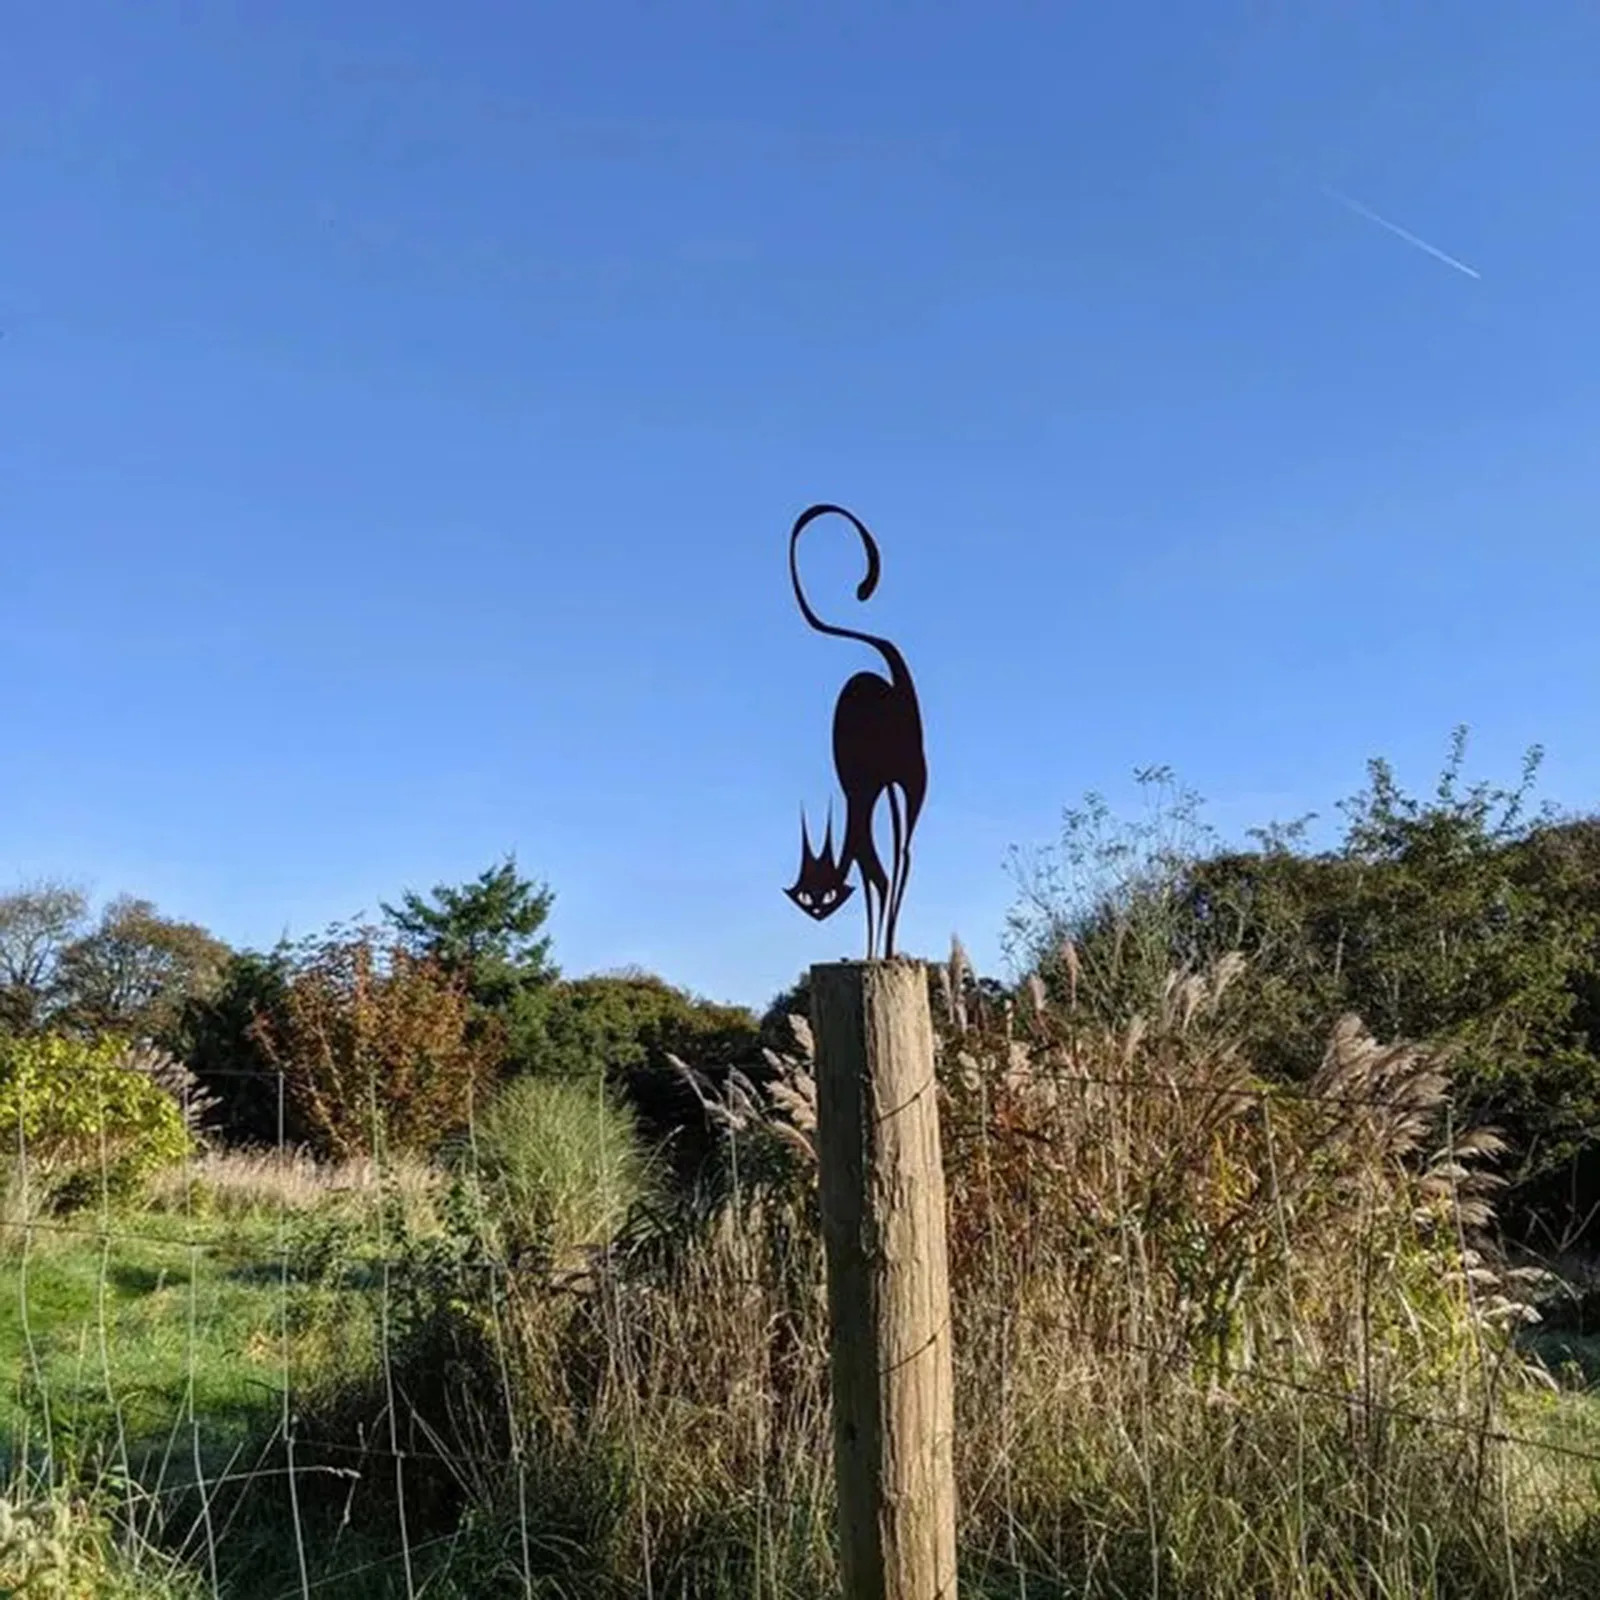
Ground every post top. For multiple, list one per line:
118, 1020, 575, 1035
808, 955, 927, 973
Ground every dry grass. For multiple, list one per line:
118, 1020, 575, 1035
6, 949, 1595, 1596
143, 1144, 443, 1222
308, 948, 1595, 1597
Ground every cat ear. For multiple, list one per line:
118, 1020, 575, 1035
797, 806, 818, 866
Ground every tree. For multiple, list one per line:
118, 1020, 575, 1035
54, 896, 231, 1045
381, 856, 557, 1011
0, 880, 88, 1032
175, 945, 297, 1147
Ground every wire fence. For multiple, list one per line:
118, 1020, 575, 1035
3, 1045, 1600, 1599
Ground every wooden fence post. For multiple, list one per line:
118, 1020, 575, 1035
810, 958, 958, 1600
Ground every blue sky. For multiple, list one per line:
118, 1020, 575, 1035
4, 1, 1598, 1010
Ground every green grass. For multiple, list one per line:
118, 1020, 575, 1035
3, 1112, 1600, 1598
7, 1216, 280, 1462
1512, 1328, 1600, 1477
0, 1175, 425, 1597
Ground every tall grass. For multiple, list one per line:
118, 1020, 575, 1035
5, 950, 1597, 1596
143, 1144, 443, 1222
937, 951, 1547, 1595
460, 1074, 657, 1270
290, 948, 1594, 1597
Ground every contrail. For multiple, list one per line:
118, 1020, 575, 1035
1322, 184, 1481, 280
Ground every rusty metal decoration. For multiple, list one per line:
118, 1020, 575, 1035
784, 503, 928, 960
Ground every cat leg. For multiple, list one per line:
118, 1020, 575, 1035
866, 871, 889, 961
889, 777, 925, 953
859, 850, 890, 962
850, 801, 893, 960
884, 784, 907, 957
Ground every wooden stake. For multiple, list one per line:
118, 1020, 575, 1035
810, 959, 958, 1600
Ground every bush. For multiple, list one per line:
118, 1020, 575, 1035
512, 971, 758, 1081
250, 924, 504, 1161
1007, 737, 1600, 1245
0, 1033, 193, 1207
463, 1075, 655, 1269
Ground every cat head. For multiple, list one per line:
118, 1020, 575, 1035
784, 807, 855, 922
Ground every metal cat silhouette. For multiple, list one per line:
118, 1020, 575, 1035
784, 503, 927, 960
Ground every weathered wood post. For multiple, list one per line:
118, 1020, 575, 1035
811, 957, 958, 1600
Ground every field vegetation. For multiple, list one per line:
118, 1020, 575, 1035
4, 735, 1600, 1596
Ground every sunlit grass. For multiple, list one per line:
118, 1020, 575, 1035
3, 960, 1600, 1596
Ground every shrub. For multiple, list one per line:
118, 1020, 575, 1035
250, 923, 503, 1161
1007, 737, 1600, 1245
0, 1033, 193, 1207
512, 970, 758, 1081
463, 1074, 656, 1269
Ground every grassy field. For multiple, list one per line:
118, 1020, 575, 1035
7, 1015, 1600, 1597
6, 1216, 308, 1456
7, 1180, 1600, 1598
0, 1157, 445, 1597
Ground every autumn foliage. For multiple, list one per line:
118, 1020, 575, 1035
251, 925, 503, 1161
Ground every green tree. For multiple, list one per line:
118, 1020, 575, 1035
174, 946, 297, 1147
381, 856, 557, 1012
54, 896, 231, 1046
0, 880, 88, 1033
